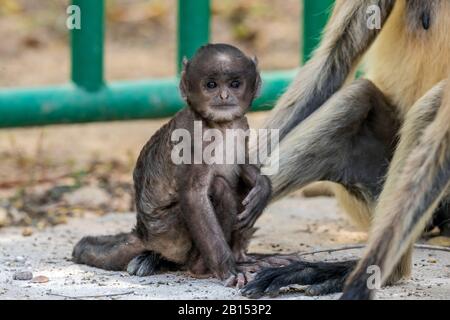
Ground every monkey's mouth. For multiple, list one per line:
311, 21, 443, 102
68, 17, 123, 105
210, 104, 239, 108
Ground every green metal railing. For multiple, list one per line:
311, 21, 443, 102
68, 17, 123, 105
0, 0, 333, 128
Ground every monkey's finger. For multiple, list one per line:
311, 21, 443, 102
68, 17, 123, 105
242, 190, 256, 205
234, 213, 253, 231
305, 278, 343, 296
239, 205, 261, 229
236, 273, 246, 289
236, 213, 260, 232
242, 187, 260, 206
238, 199, 261, 220
237, 208, 250, 220
235, 209, 252, 229
225, 275, 237, 288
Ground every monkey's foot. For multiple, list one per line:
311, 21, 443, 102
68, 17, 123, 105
127, 251, 161, 277
241, 260, 357, 298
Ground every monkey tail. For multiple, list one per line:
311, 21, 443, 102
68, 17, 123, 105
72, 232, 146, 271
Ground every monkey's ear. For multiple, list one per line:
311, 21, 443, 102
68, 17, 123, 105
179, 72, 188, 102
182, 56, 189, 70
179, 57, 189, 101
251, 56, 262, 98
252, 56, 259, 67
254, 73, 262, 99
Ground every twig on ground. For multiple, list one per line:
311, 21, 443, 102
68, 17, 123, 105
297, 244, 450, 257
48, 291, 135, 299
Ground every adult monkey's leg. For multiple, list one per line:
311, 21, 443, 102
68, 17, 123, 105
242, 79, 400, 298
342, 80, 450, 300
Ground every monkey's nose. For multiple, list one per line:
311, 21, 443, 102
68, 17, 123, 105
220, 91, 229, 100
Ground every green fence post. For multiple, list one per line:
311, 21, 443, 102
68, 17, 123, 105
177, 0, 211, 73
302, 0, 334, 62
71, 0, 105, 91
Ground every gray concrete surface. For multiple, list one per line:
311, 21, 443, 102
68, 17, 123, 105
1, 197, 449, 300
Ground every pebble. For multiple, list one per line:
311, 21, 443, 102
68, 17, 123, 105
31, 276, 49, 283
22, 227, 33, 237
13, 271, 33, 281
15, 256, 26, 263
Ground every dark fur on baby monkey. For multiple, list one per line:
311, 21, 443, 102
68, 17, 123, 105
72, 44, 291, 287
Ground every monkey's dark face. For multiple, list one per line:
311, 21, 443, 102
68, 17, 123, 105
181, 49, 261, 123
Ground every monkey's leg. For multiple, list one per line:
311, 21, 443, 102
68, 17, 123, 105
208, 176, 259, 288
242, 78, 400, 298
185, 176, 239, 277
72, 232, 146, 271
341, 80, 450, 300
180, 171, 237, 281
127, 209, 189, 277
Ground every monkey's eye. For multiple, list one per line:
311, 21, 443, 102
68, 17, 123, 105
230, 80, 241, 89
206, 81, 218, 89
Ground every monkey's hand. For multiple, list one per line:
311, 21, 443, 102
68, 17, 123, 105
235, 173, 272, 231
225, 271, 255, 289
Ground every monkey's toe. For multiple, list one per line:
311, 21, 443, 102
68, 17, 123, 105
225, 272, 254, 289
241, 260, 357, 299
127, 252, 161, 277
305, 278, 345, 296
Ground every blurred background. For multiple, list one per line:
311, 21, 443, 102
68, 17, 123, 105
0, 0, 302, 232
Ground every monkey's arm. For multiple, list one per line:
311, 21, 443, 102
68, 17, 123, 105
266, 0, 395, 141
235, 164, 272, 231
179, 168, 237, 280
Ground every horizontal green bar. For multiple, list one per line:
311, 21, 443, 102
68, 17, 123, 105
0, 70, 296, 128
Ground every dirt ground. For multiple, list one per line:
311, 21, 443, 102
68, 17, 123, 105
1, 196, 450, 300
1, 0, 450, 300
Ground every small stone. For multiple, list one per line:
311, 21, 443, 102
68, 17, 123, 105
22, 227, 33, 237
31, 276, 49, 283
15, 256, 26, 263
13, 271, 33, 281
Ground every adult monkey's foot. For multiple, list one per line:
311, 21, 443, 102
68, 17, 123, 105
241, 260, 357, 298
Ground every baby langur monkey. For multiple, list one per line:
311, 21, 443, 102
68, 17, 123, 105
73, 44, 289, 287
